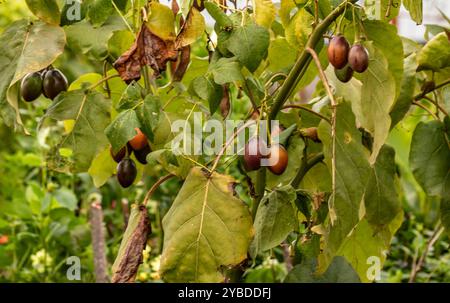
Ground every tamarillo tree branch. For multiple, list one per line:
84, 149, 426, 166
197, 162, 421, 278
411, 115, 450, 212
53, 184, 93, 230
252, 0, 357, 219
142, 174, 176, 207
291, 153, 325, 188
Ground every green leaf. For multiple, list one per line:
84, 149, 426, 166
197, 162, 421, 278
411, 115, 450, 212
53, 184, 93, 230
389, 53, 418, 128
417, 32, 450, 72
105, 109, 141, 153
317, 101, 371, 257
190, 76, 223, 115
250, 185, 297, 258
409, 120, 450, 197
332, 213, 403, 282
112, 204, 151, 283
268, 37, 298, 72
0, 20, 65, 131
357, 44, 397, 162
146, 1, 176, 40
225, 23, 270, 72
45, 90, 111, 172
88, 147, 117, 188
285, 256, 360, 283
25, 0, 61, 25
253, 0, 276, 28
176, 8, 205, 48
208, 57, 244, 85
365, 145, 402, 226
160, 167, 253, 282
65, 16, 125, 60
403, 0, 423, 24
53, 188, 78, 211
285, 8, 314, 50
135, 94, 161, 142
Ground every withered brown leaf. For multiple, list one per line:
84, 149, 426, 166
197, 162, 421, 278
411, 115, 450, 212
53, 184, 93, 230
113, 25, 178, 84
111, 204, 151, 283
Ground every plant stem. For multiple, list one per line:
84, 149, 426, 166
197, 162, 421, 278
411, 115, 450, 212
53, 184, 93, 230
412, 101, 440, 121
87, 74, 120, 90
414, 78, 450, 101
142, 174, 175, 207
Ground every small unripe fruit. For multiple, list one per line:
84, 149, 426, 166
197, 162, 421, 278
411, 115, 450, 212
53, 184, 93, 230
243, 137, 267, 171
110, 145, 127, 163
348, 44, 369, 73
129, 128, 148, 151
334, 64, 354, 83
267, 144, 288, 175
117, 158, 137, 188
327, 35, 350, 69
43, 69, 68, 100
134, 144, 151, 164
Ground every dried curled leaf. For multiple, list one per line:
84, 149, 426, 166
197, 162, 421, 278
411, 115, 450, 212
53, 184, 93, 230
111, 204, 151, 283
113, 25, 178, 83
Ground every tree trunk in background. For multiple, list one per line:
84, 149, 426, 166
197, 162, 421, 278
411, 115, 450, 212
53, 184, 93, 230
90, 201, 109, 283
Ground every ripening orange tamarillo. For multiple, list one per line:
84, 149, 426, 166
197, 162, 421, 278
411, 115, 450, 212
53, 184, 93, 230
129, 128, 148, 151
267, 144, 289, 175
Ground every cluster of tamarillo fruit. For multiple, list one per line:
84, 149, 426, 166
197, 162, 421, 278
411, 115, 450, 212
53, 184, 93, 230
110, 128, 152, 188
20, 67, 68, 102
242, 125, 289, 176
327, 35, 369, 82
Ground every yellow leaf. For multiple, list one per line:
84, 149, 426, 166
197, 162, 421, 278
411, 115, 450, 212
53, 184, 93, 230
146, 2, 176, 40
253, 0, 276, 28
176, 8, 205, 48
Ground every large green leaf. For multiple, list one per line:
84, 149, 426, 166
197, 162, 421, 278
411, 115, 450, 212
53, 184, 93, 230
389, 53, 418, 128
417, 32, 450, 72
160, 167, 253, 282
285, 256, 360, 283
409, 120, 450, 197
190, 76, 223, 115
364, 145, 402, 226
267, 37, 298, 72
88, 146, 117, 188
317, 101, 370, 259
45, 90, 111, 172
26, 0, 61, 25
357, 45, 396, 162
0, 20, 65, 130
135, 95, 161, 143
226, 23, 270, 72
403, 0, 423, 24
250, 185, 297, 258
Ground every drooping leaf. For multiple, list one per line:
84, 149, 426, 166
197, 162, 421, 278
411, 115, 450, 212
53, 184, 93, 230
0, 20, 65, 131
25, 0, 61, 25
113, 24, 178, 83
389, 53, 418, 128
285, 256, 360, 283
409, 120, 450, 197
176, 8, 205, 48
285, 8, 314, 50
403, 0, 423, 24
146, 1, 176, 41
250, 185, 297, 258
365, 145, 402, 226
417, 32, 450, 72
317, 101, 371, 259
112, 204, 151, 283
44, 90, 111, 172
357, 44, 397, 162
160, 167, 253, 282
